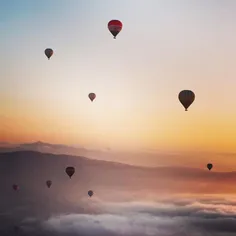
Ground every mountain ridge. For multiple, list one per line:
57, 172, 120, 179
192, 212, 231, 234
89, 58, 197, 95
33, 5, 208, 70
0, 150, 236, 208
0, 141, 106, 161
0, 150, 208, 172
1, 150, 236, 176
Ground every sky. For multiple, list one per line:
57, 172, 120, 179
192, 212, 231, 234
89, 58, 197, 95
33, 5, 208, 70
1, 0, 236, 162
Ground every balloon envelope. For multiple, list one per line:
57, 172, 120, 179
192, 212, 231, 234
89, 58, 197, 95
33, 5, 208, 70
66, 166, 75, 178
178, 90, 195, 111
207, 163, 213, 170
46, 180, 52, 188
88, 190, 94, 197
88, 93, 96, 102
45, 48, 53, 59
108, 20, 123, 39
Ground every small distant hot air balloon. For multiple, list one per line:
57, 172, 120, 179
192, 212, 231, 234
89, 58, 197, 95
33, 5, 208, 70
88, 93, 96, 102
12, 184, 19, 191
65, 166, 75, 179
45, 48, 53, 60
178, 90, 195, 111
108, 20, 123, 39
46, 180, 52, 188
88, 190, 94, 197
207, 163, 213, 170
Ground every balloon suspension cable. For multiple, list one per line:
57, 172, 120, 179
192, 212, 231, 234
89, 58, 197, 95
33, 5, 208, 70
114, 36, 116, 39
185, 108, 187, 111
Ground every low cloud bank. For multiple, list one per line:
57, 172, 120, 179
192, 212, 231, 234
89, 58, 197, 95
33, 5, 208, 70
40, 196, 236, 236
1, 195, 236, 235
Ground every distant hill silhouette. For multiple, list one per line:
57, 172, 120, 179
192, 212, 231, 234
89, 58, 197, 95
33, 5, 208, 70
0, 141, 90, 156
2, 142, 229, 170
1, 150, 236, 201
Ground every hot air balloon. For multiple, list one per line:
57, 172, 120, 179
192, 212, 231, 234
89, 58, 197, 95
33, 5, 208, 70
178, 90, 195, 111
88, 93, 96, 102
88, 190, 94, 197
108, 20, 123, 39
65, 166, 75, 178
45, 48, 53, 60
12, 184, 19, 191
46, 180, 52, 188
207, 163, 213, 170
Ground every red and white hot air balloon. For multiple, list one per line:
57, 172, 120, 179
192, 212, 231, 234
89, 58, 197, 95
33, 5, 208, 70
108, 20, 123, 39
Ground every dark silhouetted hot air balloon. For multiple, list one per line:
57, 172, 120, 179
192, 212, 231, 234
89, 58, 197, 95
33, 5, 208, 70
108, 20, 123, 39
12, 184, 19, 191
88, 190, 94, 197
45, 48, 53, 60
88, 93, 96, 102
46, 180, 52, 188
178, 90, 195, 111
66, 166, 75, 178
207, 163, 213, 170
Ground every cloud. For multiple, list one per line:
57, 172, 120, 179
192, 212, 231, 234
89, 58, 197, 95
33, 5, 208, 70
39, 196, 236, 236
43, 213, 184, 236
2, 195, 236, 235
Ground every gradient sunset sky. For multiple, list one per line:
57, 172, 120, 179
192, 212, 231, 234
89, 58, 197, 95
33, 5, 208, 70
1, 1, 236, 163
